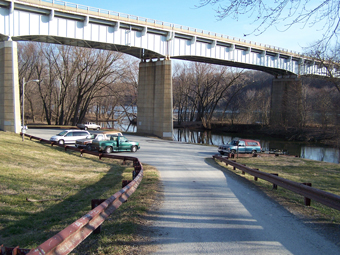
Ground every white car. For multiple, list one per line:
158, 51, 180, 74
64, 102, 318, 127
77, 122, 101, 130
50, 130, 90, 145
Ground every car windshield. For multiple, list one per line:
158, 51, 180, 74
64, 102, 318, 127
57, 131, 67, 136
231, 140, 238, 145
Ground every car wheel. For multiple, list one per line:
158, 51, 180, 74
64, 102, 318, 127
105, 146, 113, 153
219, 152, 224, 155
131, 145, 137, 152
252, 150, 257, 154
231, 149, 236, 154
84, 127, 88, 130
96, 127, 100, 130
86, 144, 92, 151
58, 139, 65, 145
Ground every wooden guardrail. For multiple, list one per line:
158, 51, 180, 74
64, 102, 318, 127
213, 154, 340, 211
1, 134, 144, 255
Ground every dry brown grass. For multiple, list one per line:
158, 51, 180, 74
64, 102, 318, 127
0, 131, 160, 254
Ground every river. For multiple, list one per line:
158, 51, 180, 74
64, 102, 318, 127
100, 121, 340, 164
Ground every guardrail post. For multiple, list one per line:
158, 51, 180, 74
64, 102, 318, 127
254, 169, 259, 181
91, 199, 107, 234
133, 169, 140, 179
0, 245, 31, 255
122, 158, 126, 165
242, 164, 246, 175
122, 180, 132, 188
271, 173, 278, 189
302, 183, 312, 206
232, 160, 236, 170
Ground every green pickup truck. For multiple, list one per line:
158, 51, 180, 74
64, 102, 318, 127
91, 135, 140, 153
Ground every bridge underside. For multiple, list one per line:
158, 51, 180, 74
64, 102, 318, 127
9, 35, 164, 60
172, 56, 296, 76
7, 34, 296, 77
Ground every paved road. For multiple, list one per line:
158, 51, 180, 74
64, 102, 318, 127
26, 129, 340, 255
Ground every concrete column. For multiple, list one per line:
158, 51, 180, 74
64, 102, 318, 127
0, 41, 20, 133
270, 77, 302, 127
137, 60, 173, 139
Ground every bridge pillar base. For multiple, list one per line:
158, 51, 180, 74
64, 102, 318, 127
270, 77, 302, 128
137, 60, 173, 140
0, 41, 20, 133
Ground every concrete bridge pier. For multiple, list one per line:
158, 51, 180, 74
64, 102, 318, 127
270, 76, 302, 127
0, 41, 21, 133
137, 59, 173, 139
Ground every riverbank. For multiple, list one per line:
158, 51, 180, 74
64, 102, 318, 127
174, 122, 340, 148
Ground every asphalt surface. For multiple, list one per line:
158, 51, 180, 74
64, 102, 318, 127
26, 129, 340, 255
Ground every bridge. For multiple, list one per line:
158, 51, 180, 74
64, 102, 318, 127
0, 0, 331, 138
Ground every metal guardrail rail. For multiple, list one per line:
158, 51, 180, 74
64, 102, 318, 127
1, 134, 144, 255
213, 154, 340, 211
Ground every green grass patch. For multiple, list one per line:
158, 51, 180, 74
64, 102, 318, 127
213, 155, 340, 223
0, 132, 159, 254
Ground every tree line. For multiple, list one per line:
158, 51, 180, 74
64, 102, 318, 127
19, 42, 138, 126
20, 42, 340, 132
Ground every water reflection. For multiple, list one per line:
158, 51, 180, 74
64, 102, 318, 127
99, 121, 136, 132
173, 128, 339, 164
301, 146, 340, 164
98, 122, 339, 164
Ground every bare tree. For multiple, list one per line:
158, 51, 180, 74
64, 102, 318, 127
173, 62, 193, 124
307, 44, 340, 93
197, 0, 340, 47
70, 48, 125, 125
18, 42, 137, 126
18, 43, 40, 123
173, 62, 245, 129
117, 58, 139, 124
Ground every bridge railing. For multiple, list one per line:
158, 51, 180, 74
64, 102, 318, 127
18, 0, 302, 55
213, 154, 340, 211
0, 134, 143, 255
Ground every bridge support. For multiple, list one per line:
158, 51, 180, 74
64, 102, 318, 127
137, 60, 173, 139
0, 41, 21, 133
270, 77, 302, 127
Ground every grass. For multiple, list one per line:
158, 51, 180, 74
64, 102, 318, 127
0, 131, 159, 254
213, 155, 340, 223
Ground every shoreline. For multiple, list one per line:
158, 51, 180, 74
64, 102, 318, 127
174, 122, 340, 148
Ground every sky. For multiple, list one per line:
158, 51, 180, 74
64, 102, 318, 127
66, 0, 323, 54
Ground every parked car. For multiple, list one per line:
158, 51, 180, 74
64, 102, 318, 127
77, 122, 101, 130
91, 135, 140, 153
75, 130, 123, 150
50, 130, 90, 145
218, 139, 262, 155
